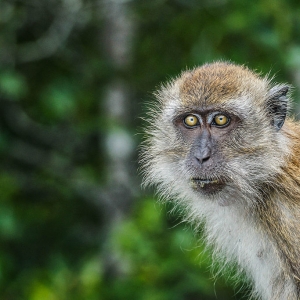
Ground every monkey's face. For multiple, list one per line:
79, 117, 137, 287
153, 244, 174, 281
173, 109, 240, 195
142, 62, 290, 205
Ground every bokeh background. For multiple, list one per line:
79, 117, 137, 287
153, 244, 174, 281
1, 0, 300, 299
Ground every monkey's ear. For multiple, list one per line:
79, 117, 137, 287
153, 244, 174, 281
267, 85, 289, 131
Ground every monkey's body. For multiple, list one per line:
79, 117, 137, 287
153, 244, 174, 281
141, 62, 300, 299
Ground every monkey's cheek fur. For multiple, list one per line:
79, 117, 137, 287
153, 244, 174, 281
190, 178, 226, 195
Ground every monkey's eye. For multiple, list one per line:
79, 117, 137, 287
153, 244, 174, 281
213, 114, 230, 127
184, 115, 199, 127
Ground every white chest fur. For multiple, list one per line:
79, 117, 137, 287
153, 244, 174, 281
187, 198, 296, 299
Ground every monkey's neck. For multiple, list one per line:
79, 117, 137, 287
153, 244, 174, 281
256, 189, 300, 299
256, 123, 300, 298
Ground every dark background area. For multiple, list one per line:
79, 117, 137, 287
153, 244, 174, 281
1, 0, 300, 299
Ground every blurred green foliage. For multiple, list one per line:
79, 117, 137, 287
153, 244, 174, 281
104, 199, 246, 300
0, 0, 300, 299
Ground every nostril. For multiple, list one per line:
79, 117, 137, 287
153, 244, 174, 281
195, 155, 211, 164
202, 156, 210, 163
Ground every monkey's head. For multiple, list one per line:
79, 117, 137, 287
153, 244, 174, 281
141, 62, 291, 207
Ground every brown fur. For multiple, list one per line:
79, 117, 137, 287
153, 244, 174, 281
179, 62, 266, 107
258, 119, 300, 294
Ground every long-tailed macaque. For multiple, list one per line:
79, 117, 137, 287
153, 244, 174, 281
140, 62, 300, 299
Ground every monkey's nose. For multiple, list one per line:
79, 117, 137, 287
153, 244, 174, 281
194, 149, 211, 165
195, 155, 210, 164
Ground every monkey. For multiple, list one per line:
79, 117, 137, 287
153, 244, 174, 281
140, 61, 300, 299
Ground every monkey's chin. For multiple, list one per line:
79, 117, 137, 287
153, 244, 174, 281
190, 178, 225, 195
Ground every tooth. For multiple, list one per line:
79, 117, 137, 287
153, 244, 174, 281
200, 182, 205, 188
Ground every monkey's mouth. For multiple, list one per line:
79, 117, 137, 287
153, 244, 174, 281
190, 177, 225, 194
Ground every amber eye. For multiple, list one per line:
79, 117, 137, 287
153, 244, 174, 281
213, 114, 229, 126
184, 115, 199, 127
